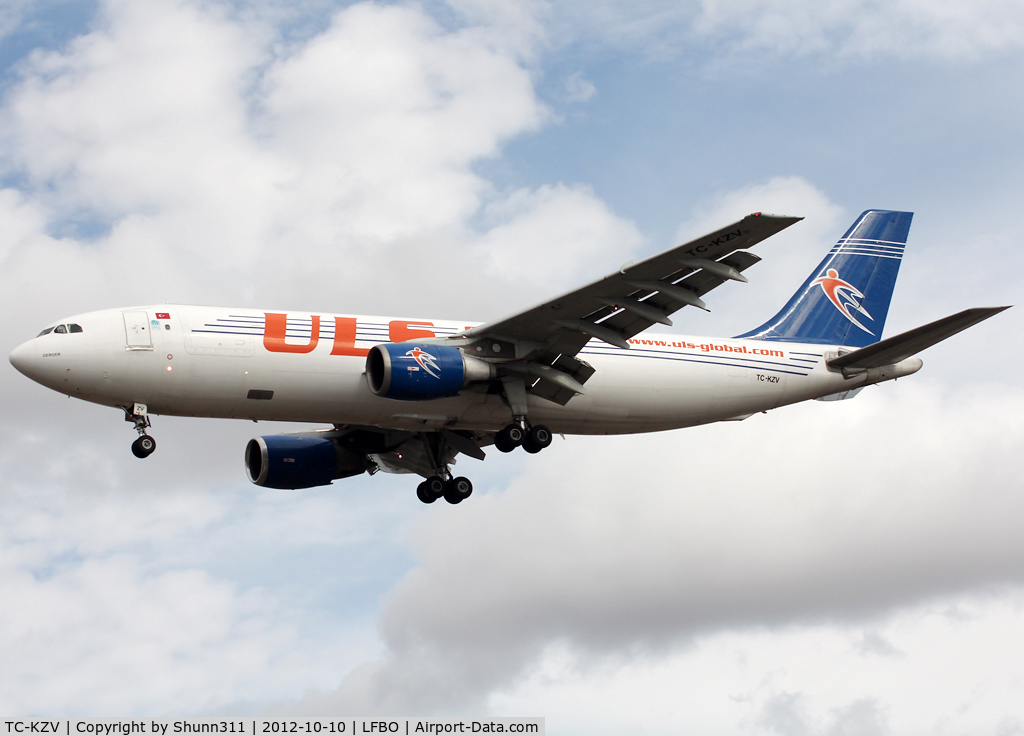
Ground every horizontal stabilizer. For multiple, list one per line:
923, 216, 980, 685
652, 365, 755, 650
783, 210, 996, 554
828, 306, 1010, 372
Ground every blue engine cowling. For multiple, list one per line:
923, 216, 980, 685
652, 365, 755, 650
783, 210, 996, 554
245, 434, 369, 489
367, 343, 487, 400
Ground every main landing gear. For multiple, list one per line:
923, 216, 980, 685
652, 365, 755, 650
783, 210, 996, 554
124, 403, 156, 458
417, 475, 473, 505
494, 421, 552, 454
494, 377, 553, 455
415, 431, 473, 505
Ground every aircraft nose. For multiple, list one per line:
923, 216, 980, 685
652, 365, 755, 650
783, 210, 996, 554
9, 340, 38, 378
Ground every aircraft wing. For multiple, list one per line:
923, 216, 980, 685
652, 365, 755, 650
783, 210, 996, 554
454, 212, 802, 404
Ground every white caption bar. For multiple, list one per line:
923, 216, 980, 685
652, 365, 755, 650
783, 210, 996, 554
2, 720, 544, 736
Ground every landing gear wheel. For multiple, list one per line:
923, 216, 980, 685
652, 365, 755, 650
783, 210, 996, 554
443, 476, 473, 504
420, 475, 445, 503
495, 424, 524, 453
494, 434, 516, 453
529, 425, 552, 448
522, 424, 552, 454
131, 435, 156, 458
417, 481, 439, 504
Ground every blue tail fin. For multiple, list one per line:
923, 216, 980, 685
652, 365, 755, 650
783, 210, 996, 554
736, 209, 913, 347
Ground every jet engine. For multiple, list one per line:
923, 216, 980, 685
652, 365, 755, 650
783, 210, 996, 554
366, 343, 495, 400
245, 434, 370, 489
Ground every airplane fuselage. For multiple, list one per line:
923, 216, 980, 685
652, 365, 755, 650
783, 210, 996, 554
11, 304, 916, 435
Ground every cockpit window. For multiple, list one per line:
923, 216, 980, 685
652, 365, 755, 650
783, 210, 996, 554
37, 321, 82, 335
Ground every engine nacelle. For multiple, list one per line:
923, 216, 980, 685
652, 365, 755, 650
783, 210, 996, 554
245, 434, 369, 489
366, 343, 495, 400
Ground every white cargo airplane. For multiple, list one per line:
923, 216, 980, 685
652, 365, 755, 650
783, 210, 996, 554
9, 210, 1007, 504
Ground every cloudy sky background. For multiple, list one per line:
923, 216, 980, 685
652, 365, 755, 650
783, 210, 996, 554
1, 0, 1022, 731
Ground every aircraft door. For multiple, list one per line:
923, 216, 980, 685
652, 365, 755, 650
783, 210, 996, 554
123, 311, 153, 350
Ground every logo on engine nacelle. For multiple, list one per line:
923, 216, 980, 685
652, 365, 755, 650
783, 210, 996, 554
406, 346, 441, 378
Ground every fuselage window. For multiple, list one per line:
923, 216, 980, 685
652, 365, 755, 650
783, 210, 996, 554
37, 327, 54, 337
53, 325, 67, 334
68, 324, 83, 333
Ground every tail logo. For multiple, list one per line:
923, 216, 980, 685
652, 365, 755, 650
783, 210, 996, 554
813, 268, 875, 335
406, 346, 441, 378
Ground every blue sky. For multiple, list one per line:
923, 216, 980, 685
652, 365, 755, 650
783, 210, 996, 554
1, 0, 1023, 731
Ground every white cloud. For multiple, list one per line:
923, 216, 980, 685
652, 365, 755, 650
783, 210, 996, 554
675, 175, 844, 243
692, 0, 1024, 60
0, 476, 376, 715
564, 71, 596, 103
0, 409, 423, 714
0, 188, 55, 267
475, 183, 644, 290
260, 3, 545, 241
3, 0, 266, 215
490, 589, 1024, 734
0, 0, 34, 41
0, 0, 549, 314
538, 0, 1024, 61
1, 557, 287, 714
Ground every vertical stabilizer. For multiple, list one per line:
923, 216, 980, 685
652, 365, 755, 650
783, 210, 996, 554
736, 210, 913, 347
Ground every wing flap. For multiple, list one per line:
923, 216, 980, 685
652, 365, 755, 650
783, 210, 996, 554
528, 377, 577, 406
524, 355, 596, 406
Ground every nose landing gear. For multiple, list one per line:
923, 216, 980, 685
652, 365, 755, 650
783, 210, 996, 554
124, 403, 156, 458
